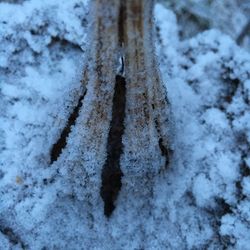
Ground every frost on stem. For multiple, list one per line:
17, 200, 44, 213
95, 0, 172, 217
51, 0, 172, 217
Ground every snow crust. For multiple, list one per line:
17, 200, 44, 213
0, 1, 250, 249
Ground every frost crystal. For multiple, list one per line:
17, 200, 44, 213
0, 0, 250, 249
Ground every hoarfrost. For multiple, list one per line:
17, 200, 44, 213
0, 0, 250, 249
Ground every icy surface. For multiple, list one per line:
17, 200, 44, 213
0, 0, 250, 249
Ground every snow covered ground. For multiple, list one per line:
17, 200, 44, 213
0, 0, 250, 249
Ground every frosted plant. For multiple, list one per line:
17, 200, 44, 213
50, 0, 172, 217
1, 0, 250, 248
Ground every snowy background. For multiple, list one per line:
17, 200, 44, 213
0, 0, 250, 249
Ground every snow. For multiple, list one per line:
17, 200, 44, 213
163, 0, 249, 50
0, 0, 250, 249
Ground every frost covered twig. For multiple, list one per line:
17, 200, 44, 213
50, 0, 172, 217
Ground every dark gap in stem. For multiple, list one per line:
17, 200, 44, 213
100, 75, 126, 217
50, 89, 87, 164
155, 120, 172, 169
118, 0, 126, 47
100, 1, 127, 218
158, 138, 171, 167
